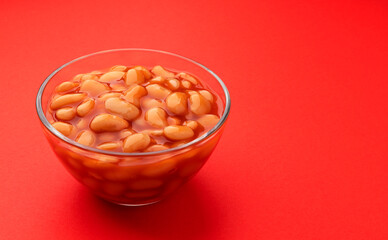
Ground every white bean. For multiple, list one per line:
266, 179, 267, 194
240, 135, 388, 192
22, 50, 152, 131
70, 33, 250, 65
164, 125, 194, 140
176, 72, 198, 84
145, 107, 168, 128
197, 114, 220, 129
90, 114, 129, 132
99, 71, 125, 82
146, 84, 171, 99
199, 90, 214, 103
166, 92, 188, 115
125, 69, 145, 85
132, 65, 152, 79
76, 99, 95, 117
145, 145, 169, 152
56, 107, 76, 121
52, 122, 74, 136
123, 133, 151, 152
110, 65, 127, 72
51, 93, 86, 110
151, 65, 175, 78
97, 142, 120, 150
189, 93, 211, 115
76, 130, 96, 146
166, 79, 180, 90
56, 81, 78, 93
105, 97, 140, 121
80, 80, 109, 96
123, 84, 147, 107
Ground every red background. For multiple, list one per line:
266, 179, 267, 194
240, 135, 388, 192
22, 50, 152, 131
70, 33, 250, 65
0, 0, 387, 239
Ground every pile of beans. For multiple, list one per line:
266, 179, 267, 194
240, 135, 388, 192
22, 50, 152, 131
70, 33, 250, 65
47, 65, 222, 153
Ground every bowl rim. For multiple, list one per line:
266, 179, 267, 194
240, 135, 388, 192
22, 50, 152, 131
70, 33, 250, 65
36, 48, 231, 156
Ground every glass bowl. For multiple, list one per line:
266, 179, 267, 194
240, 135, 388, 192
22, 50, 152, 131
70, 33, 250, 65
36, 49, 231, 206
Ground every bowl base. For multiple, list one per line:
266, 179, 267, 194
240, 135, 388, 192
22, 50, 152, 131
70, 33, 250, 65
111, 200, 161, 207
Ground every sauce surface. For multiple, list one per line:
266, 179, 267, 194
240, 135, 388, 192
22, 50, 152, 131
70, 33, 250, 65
46, 65, 223, 152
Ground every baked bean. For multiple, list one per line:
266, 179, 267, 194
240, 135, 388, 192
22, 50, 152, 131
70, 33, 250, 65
177, 147, 199, 159
167, 117, 181, 125
150, 76, 165, 84
76, 130, 95, 146
110, 65, 127, 72
90, 71, 103, 75
118, 130, 132, 139
120, 129, 135, 139
151, 65, 175, 78
56, 81, 78, 93
56, 107, 76, 121
197, 114, 220, 129
80, 80, 109, 96
103, 166, 136, 181
52, 122, 74, 136
164, 125, 194, 140
90, 114, 129, 132
146, 84, 171, 99
185, 120, 198, 130
142, 159, 176, 177
132, 65, 152, 79
76, 99, 95, 117
110, 83, 127, 91
189, 93, 211, 115
145, 107, 168, 128
105, 97, 140, 121
166, 92, 188, 115
166, 79, 180, 90
125, 69, 145, 85
51, 93, 86, 110
145, 144, 169, 152
123, 84, 147, 106
97, 142, 120, 150
123, 133, 151, 152
99, 71, 125, 82
81, 74, 99, 81
91, 154, 119, 163
142, 129, 164, 137
98, 92, 121, 101
141, 98, 165, 109
199, 90, 214, 103
181, 80, 192, 89
73, 74, 84, 81
82, 157, 116, 172
170, 141, 189, 148
65, 149, 84, 163
177, 72, 198, 85
187, 90, 197, 96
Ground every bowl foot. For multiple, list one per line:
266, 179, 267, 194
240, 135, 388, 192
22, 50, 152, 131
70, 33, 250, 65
111, 200, 161, 207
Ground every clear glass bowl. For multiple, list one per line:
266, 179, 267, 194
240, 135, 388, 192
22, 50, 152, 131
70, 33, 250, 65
36, 49, 231, 206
